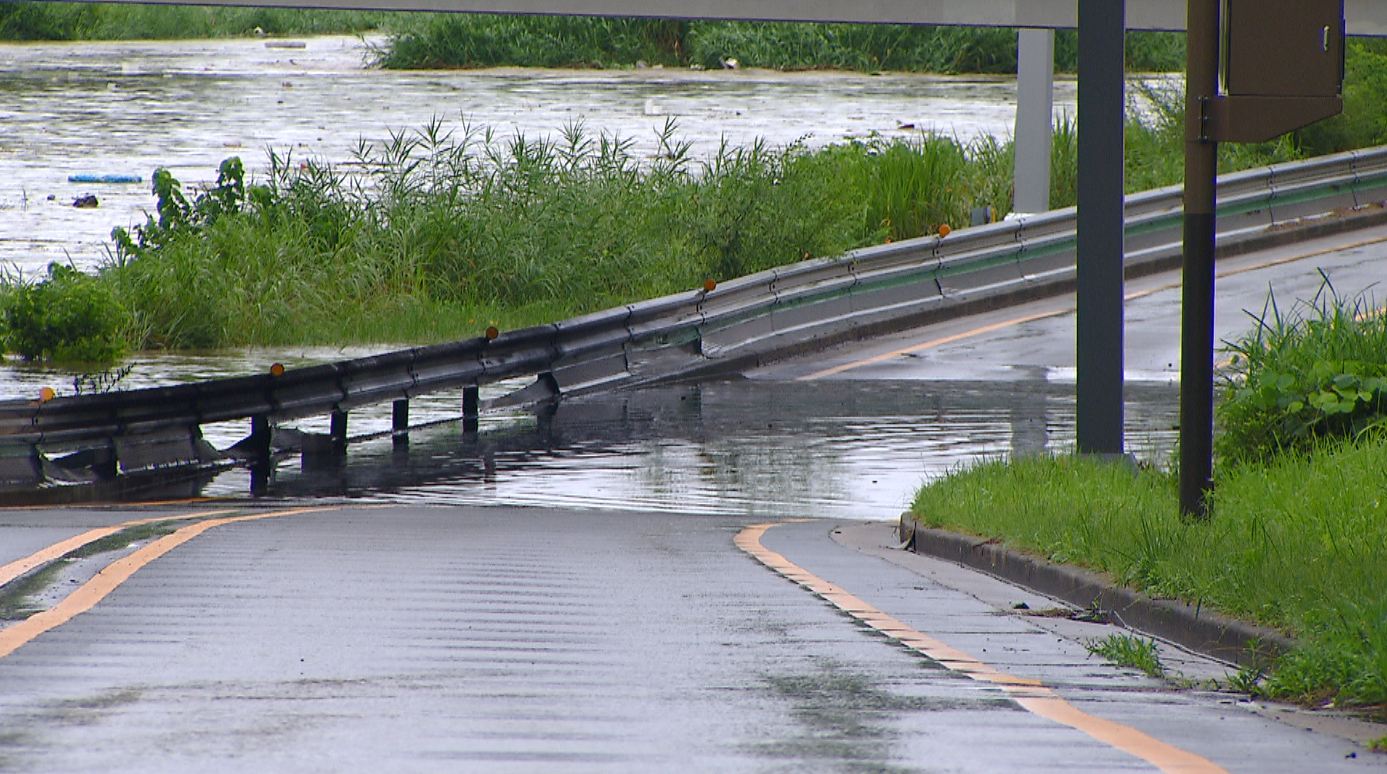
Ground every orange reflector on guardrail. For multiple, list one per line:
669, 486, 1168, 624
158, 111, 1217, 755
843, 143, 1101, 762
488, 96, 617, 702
269, 363, 286, 377
485, 326, 500, 340
703, 278, 717, 292
38, 387, 55, 403
938, 224, 952, 237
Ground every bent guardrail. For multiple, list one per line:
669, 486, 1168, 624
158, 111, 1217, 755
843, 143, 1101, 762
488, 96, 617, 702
4, 146, 1387, 490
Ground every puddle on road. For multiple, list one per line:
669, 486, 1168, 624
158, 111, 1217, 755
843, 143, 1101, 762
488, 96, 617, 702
144, 378, 1180, 520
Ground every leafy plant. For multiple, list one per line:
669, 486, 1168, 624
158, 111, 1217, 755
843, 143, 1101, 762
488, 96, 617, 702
1217, 276, 1387, 466
0, 263, 128, 364
1086, 633, 1165, 678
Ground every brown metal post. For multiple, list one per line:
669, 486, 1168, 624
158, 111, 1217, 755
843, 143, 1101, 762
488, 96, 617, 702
1180, 0, 1220, 518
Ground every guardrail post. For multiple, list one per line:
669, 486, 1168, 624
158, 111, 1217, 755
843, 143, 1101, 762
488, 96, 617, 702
330, 409, 348, 452
392, 399, 409, 445
463, 385, 479, 433
248, 414, 271, 496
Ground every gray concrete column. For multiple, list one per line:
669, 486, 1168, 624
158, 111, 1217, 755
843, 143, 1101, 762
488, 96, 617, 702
1013, 27, 1055, 214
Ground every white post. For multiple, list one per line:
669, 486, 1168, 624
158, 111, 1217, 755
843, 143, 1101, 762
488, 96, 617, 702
1013, 28, 1056, 215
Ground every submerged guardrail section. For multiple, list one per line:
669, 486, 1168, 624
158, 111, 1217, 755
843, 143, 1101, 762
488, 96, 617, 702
3, 146, 1387, 490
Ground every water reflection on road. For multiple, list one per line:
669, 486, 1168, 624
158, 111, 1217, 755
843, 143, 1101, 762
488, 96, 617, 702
175, 379, 1177, 520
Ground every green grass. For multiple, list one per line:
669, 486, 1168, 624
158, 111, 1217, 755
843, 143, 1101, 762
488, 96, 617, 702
911, 440, 1387, 712
1086, 633, 1165, 678
0, 3, 390, 40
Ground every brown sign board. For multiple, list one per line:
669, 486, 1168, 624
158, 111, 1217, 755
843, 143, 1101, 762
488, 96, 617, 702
1224, 0, 1344, 98
1210, 0, 1345, 143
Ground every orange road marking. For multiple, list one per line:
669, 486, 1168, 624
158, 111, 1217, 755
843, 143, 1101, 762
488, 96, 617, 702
0, 506, 337, 660
735, 522, 1226, 774
0, 509, 239, 588
802, 232, 1387, 381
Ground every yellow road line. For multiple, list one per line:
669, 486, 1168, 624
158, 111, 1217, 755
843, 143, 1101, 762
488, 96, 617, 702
802, 233, 1387, 381
0, 506, 337, 660
0, 509, 240, 588
735, 522, 1226, 774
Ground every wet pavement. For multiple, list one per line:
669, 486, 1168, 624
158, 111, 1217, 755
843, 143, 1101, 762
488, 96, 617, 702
0, 504, 1378, 771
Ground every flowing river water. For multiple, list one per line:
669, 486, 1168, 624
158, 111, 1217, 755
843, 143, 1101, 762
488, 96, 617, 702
2, 35, 1182, 516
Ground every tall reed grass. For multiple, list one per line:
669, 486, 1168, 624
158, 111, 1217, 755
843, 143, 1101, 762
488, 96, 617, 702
376, 16, 1190, 74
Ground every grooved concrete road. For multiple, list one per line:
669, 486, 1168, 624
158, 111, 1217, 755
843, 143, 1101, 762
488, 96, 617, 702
0, 505, 1379, 771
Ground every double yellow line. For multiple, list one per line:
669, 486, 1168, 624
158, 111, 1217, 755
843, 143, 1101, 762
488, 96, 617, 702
0, 505, 337, 659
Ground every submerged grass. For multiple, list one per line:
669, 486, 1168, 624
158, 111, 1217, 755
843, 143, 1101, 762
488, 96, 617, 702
911, 440, 1387, 711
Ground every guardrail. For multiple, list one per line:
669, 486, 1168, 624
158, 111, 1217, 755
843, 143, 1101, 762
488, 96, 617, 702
4, 146, 1387, 491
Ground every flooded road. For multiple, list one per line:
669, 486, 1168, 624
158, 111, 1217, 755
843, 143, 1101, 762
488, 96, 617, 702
1, 36, 1187, 518
0, 35, 1079, 276
149, 378, 1178, 520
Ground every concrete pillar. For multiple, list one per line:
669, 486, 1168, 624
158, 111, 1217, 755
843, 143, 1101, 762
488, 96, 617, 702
1013, 27, 1056, 214
1075, 0, 1127, 456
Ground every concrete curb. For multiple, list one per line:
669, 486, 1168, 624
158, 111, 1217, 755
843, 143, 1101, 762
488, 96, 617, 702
897, 513, 1296, 668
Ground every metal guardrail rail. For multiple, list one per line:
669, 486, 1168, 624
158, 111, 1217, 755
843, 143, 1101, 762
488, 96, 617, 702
4, 147, 1387, 489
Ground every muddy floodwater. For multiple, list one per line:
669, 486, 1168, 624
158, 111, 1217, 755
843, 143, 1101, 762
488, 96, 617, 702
0, 34, 1082, 275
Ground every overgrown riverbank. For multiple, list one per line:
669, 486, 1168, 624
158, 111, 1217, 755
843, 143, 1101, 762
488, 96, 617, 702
0, 100, 1304, 360
911, 288, 1387, 715
375, 16, 1188, 74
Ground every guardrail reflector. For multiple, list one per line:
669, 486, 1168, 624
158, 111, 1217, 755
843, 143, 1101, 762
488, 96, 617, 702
269, 363, 286, 377
38, 387, 55, 403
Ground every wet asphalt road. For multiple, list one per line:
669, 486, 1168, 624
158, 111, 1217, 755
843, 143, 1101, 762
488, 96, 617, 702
1, 504, 1380, 772
4, 226, 1387, 770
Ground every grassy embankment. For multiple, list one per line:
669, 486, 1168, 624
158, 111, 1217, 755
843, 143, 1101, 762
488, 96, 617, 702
0, 3, 390, 39
912, 285, 1387, 716
375, 15, 1188, 73
0, 4, 1183, 73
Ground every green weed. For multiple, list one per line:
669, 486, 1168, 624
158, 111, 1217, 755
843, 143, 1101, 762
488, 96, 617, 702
1217, 277, 1387, 466
1087, 633, 1165, 678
